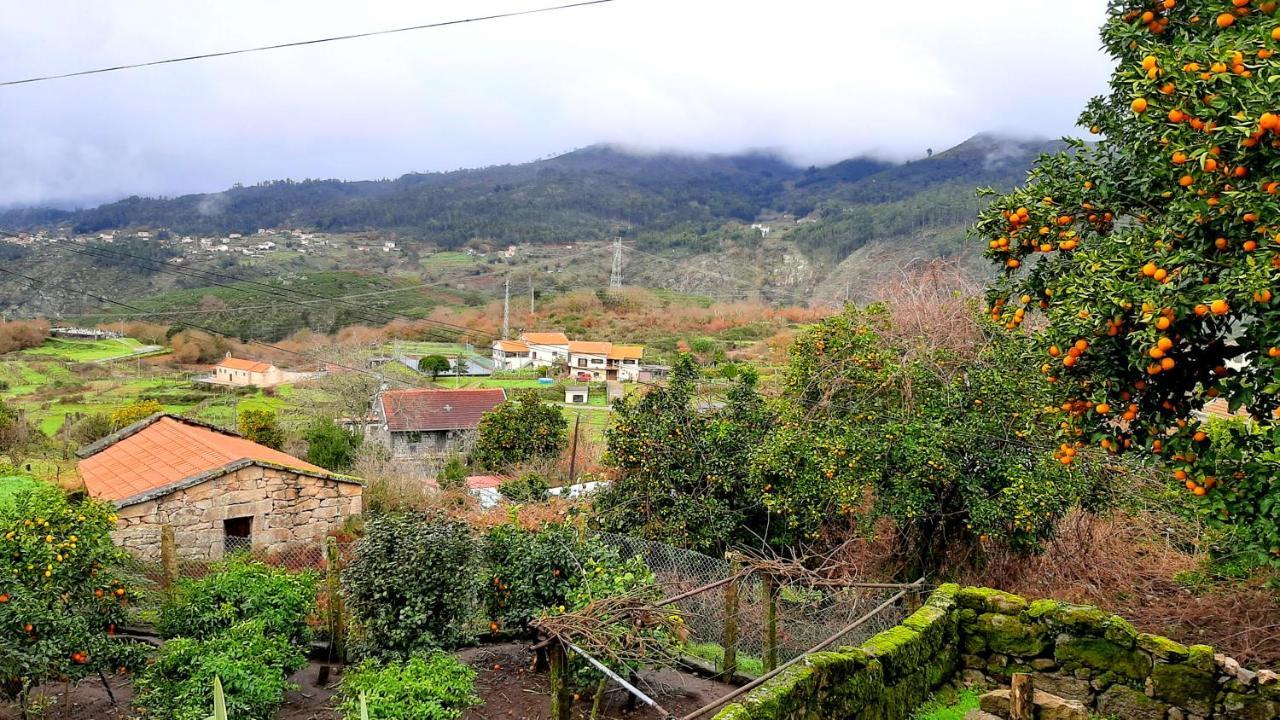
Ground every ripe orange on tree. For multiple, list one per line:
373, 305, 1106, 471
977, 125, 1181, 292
977, 0, 1280, 563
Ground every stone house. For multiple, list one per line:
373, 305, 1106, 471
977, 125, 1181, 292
77, 414, 362, 561
369, 387, 506, 459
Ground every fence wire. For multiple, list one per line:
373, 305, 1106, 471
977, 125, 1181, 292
596, 532, 915, 673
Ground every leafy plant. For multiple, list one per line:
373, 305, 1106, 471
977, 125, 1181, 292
437, 454, 468, 491
977, 0, 1280, 564
338, 652, 480, 720
109, 399, 162, 429
471, 392, 568, 470
237, 408, 285, 449
157, 557, 317, 646
0, 485, 148, 703
132, 620, 305, 720
497, 472, 549, 503
342, 512, 481, 657
305, 418, 362, 472
594, 356, 776, 554
482, 522, 618, 632
417, 354, 452, 380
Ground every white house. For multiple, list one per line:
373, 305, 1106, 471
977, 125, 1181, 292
490, 331, 570, 371
569, 342, 643, 382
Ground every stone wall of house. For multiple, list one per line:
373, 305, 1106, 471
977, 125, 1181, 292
712, 585, 1279, 720
113, 464, 362, 561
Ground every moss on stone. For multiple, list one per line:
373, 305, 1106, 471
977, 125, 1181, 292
1150, 660, 1217, 715
861, 624, 928, 682
975, 612, 1049, 657
1050, 603, 1111, 633
1186, 643, 1215, 672
1054, 636, 1152, 681
903, 604, 952, 656
1024, 598, 1061, 620
956, 586, 1028, 614
926, 583, 959, 610
711, 704, 752, 720
1136, 633, 1190, 662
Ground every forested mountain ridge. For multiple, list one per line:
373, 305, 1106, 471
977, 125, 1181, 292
1, 134, 1057, 255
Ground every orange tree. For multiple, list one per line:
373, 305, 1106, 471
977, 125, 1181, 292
977, 0, 1280, 562
0, 485, 148, 706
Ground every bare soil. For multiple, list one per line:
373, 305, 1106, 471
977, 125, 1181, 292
0, 643, 735, 720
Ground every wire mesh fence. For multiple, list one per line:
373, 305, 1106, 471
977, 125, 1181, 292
596, 532, 918, 674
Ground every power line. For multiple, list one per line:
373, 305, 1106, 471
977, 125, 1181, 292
0, 0, 617, 88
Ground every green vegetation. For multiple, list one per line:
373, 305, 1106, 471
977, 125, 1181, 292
0, 485, 148, 705
0, 474, 41, 507
304, 418, 362, 473
910, 689, 981, 720
471, 392, 568, 471
157, 557, 318, 645
18, 337, 147, 362
237, 408, 285, 449
977, 0, 1280, 565
339, 652, 480, 720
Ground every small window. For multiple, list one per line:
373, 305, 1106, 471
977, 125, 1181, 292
224, 516, 252, 555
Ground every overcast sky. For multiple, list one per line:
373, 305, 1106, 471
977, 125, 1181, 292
0, 0, 1113, 208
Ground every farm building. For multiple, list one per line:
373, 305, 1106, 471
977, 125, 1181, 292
368, 387, 507, 460
77, 414, 362, 561
203, 354, 318, 388
565, 385, 589, 404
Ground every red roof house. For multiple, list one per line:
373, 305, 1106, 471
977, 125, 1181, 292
374, 388, 507, 459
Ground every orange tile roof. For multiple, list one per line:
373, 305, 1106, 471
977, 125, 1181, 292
78, 415, 331, 505
521, 332, 569, 346
607, 344, 644, 360
217, 357, 273, 373
569, 341, 612, 354
495, 340, 529, 353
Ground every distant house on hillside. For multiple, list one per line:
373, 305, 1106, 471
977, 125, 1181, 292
203, 354, 318, 388
491, 331, 642, 381
368, 387, 507, 460
77, 414, 361, 561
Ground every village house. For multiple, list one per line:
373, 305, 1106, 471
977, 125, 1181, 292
368, 387, 506, 460
490, 331, 642, 381
77, 414, 362, 561
205, 354, 316, 388
570, 341, 643, 382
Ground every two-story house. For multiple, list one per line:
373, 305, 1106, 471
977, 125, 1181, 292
569, 342, 644, 382
491, 331, 571, 371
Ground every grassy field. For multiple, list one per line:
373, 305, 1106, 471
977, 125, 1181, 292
421, 251, 479, 269
18, 337, 147, 362
910, 689, 980, 720
0, 475, 42, 504
381, 341, 471, 356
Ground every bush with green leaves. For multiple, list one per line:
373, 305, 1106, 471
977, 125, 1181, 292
497, 472, 549, 503
0, 485, 149, 704
437, 454, 467, 491
156, 557, 317, 646
338, 652, 480, 720
238, 408, 285, 449
482, 522, 621, 631
343, 512, 481, 657
471, 391, 567, 470
132, 620, 305, 720
304, 418, 362, 473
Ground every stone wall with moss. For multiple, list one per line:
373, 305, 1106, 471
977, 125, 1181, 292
712, 585, 1279, 720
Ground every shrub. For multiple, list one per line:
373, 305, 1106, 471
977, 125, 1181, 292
132, 620, 305, 720
0, 485, 148, 702
343, 513, 481, 657
304, 418, 362, 472
482, 523, 619, 631
338, 652, 480, 720
437, 454, 467, 491
109, 399, 162, 429
497, 472, 549, 503
238, 409, 285, 449
156, 557, 317, 645
471, 392, 567, 470
68, 413, 114, 445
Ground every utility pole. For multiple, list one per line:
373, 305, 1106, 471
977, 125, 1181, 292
502, 276, 510, 339
609, 237, 623, 289
568, 413, 582, 484
529, 274, 535, 314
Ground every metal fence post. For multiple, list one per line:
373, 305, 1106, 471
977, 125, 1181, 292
160, 524, 177, 592
549, 641, 572, 720
325, 536, 346, 661
762, 572, 778, 672
722, 554, 740, 677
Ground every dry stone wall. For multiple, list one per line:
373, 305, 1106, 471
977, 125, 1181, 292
712, 585, 1279, 720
